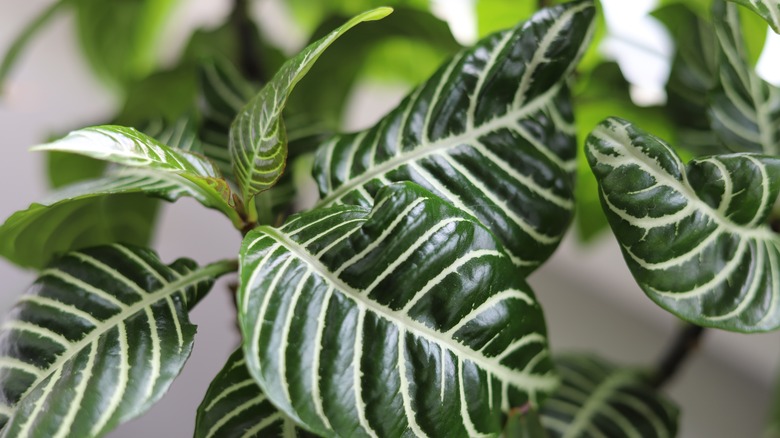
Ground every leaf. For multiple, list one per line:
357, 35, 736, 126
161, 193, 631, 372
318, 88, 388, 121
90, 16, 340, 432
195, 349, 315, 438
238, 182, 556, 437
476, 0, 536, 37
0, 245, 234, 436
572, 63, 676, 242
72, 0, 177, 88
653, 4, 722, 155
228, 7, 393, 204
539, 356, 678, 437
0, 0, 67, 94
314, 1, 596, 272
710, 0, 780, 154
31, 125, 243, 225
198, 58, 257, 179
728, 0, 780, 33
289, 7, 459, 131
587, 117, 780, 332
0, 164, 236, 269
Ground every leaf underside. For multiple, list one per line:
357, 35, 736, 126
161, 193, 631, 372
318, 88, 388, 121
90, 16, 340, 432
313, 1, 596, 273
540, 356, 678, 437
239, 182, 555, 437
0, 245, 228, 437
587, 117, 780, 332
195, 349, 315, 438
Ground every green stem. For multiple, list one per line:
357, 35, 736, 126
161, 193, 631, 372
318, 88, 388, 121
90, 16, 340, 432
1, 0, 69, 94
203, 258, 240, 278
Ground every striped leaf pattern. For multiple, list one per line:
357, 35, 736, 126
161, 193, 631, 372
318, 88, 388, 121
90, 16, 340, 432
29, 125, 243, 224
0, 166, 246, 269
587, 118, 780, 332
239, 182, 556, 437
195, 349, 315, 438
540, 356, 678, 438
0, 245, 234, 437
728, 0, 780, 33
229, 8, 392, 203
313, 1, 595, 272
198, 58, 256, 179
710, 1, 780, 154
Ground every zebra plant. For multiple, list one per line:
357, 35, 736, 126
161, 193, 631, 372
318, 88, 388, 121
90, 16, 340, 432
3, 0, 780, 436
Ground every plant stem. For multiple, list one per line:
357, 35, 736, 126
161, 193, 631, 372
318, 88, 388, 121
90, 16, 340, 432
650, 323, 706, 388
230, 0, 263, 82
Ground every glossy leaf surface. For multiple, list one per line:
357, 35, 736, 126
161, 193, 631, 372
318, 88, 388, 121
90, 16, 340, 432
195, 349, 314, 438
728, 0, 780, 33
229, 8, 392, 203
239, 182, 556, 437
314, 1, 595, 272
0, 245, 233, 436
587, 118, 780, 332
710, 1, 780, 154
540, 356, 678, 437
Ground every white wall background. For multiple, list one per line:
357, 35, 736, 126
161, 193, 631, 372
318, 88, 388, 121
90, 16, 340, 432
0, 1, 778, 437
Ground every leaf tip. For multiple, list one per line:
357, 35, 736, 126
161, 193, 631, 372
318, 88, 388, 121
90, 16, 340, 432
364, 6, 394, 22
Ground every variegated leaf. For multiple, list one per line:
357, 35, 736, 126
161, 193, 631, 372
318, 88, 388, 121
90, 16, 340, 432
710, 1, 780, 154
198, 58, 256, 179
239, 182, 556, 437
195, 349, 315, 438
229, 8, 392, 203
0, 166, 245, 269
29, 125, 243, 224
728, 0, 780, 33
540, 356, 678, 438
313, 1, 595, 272
587, 118, 780, 332
0, 245, 234, 436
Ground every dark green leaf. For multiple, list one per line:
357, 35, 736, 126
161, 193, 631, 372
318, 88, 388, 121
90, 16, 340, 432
710, 0, 780, 154
540, 356, 678, 437
238, 182, 555, 437
195, 349, 315, 438
229, 8, 393, 204
587, 118, 780, 332
0, 245, 234, 436
504, 406, 549, 438
314, 1, 596, 272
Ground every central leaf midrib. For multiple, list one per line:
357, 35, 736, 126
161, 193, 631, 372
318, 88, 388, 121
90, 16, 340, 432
11, 260, 231, 413
261, 226, 557, 390
318, 82, 565, 207
597, 124, 775, 241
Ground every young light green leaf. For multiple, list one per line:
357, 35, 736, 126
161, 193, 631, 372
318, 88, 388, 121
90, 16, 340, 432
30, 125, 243, 226
228, 7, 393, 204
313, 1, 596, 273
710, 0, 780, 154
540, 356, 678, 437
195, 349, 315, 438
587, 117, 780, 332
0, 167, 238, 269
239, 182, 556, 437
0, 245, 234, 436
728, 0, 780, 33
